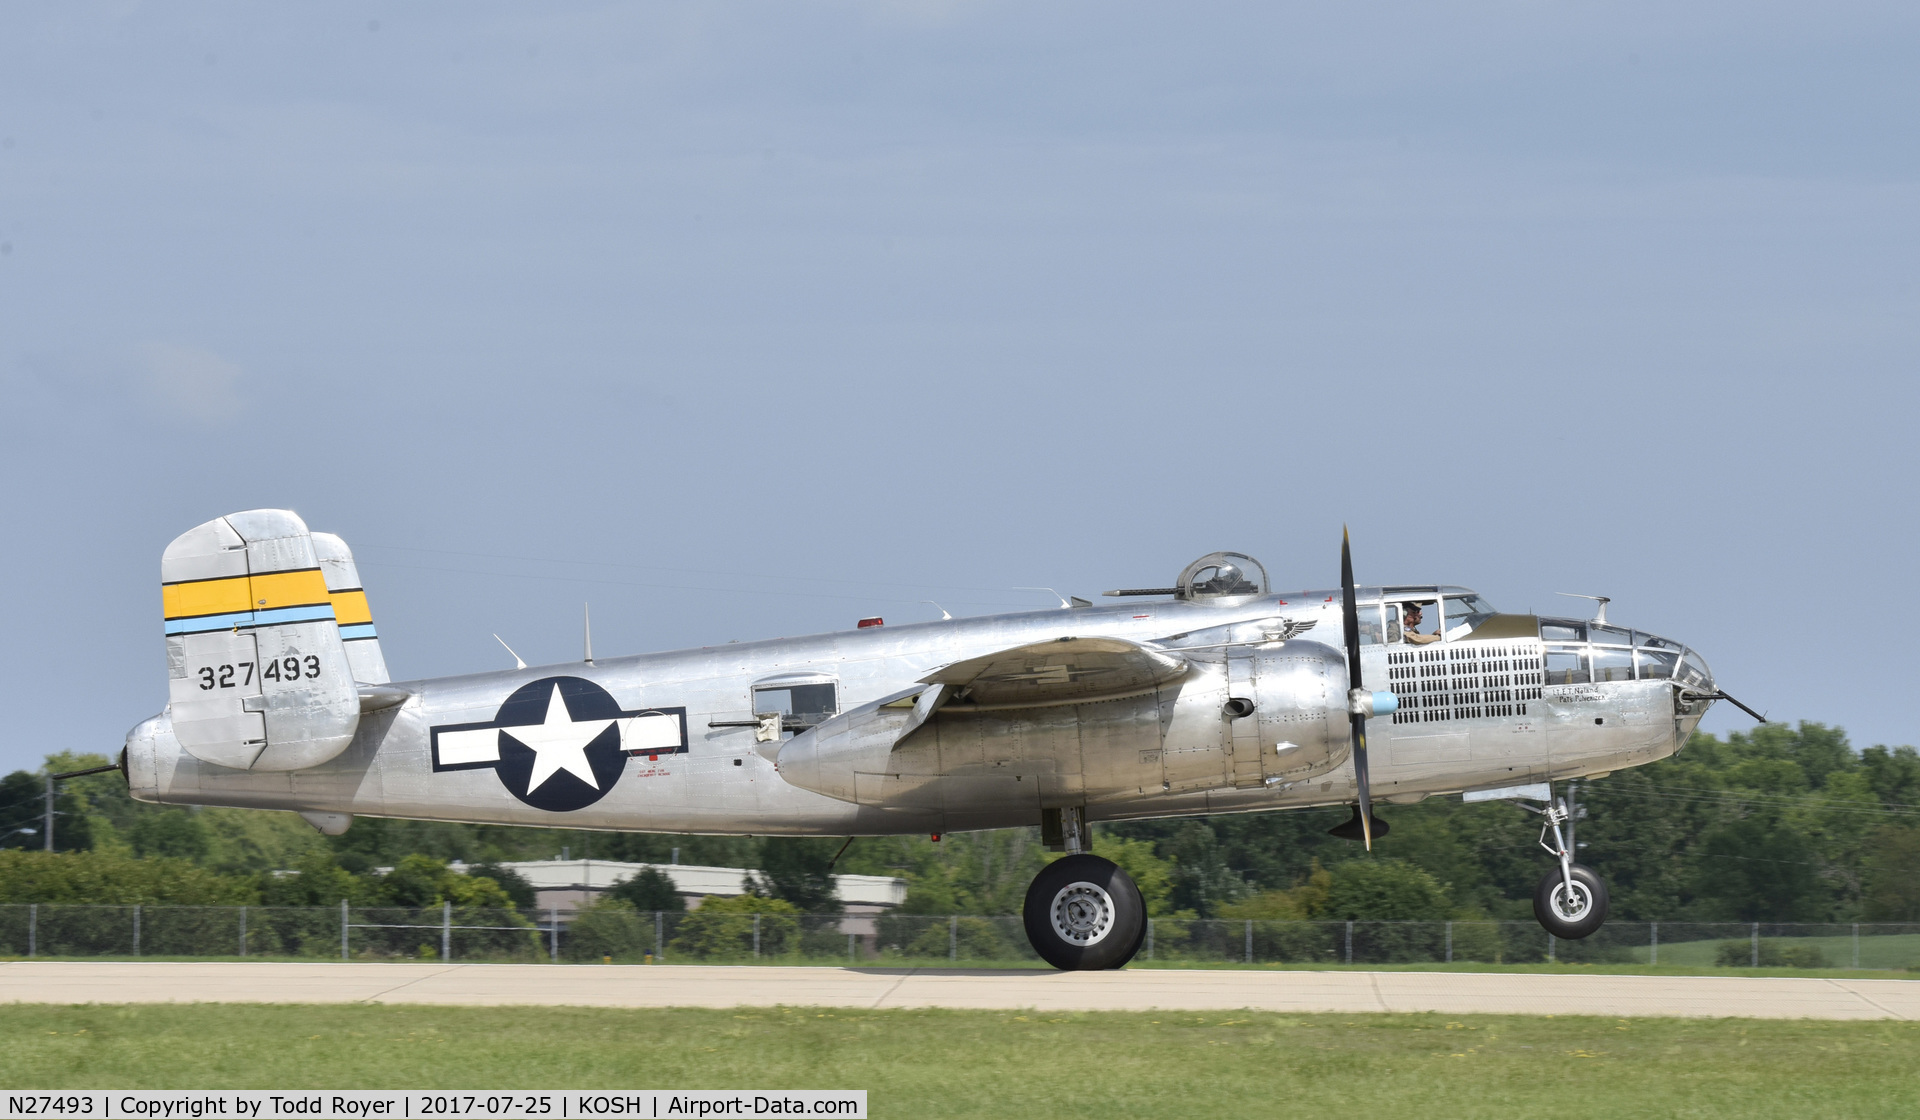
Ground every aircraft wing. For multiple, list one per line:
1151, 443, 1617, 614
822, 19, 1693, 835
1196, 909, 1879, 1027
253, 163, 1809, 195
917, 636, 1189, 710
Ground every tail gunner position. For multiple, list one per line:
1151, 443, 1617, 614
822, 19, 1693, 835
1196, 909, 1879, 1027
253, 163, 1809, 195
101, 510, 1751, 969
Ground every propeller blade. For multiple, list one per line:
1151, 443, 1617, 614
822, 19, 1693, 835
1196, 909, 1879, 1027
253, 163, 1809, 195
1340, 527, 1377, 850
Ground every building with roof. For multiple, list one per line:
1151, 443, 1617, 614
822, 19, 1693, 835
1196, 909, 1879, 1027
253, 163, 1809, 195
452, 858, 907, 926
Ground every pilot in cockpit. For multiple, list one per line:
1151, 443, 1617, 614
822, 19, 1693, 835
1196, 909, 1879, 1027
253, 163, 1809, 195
1402, 602, 1441, 645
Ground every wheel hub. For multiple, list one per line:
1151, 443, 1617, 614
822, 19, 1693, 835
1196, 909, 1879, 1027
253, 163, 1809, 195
1550, 880, 1593, 922
1049, 881, 1115, 946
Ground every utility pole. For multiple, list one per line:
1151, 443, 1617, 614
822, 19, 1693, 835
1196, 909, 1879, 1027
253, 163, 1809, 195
44, 774, 53, 852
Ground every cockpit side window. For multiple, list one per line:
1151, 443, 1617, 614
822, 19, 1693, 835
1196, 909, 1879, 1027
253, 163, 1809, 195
1355, 603, 1384, 645
1396, 599, 1441, 645
1443, 594, 1497, 639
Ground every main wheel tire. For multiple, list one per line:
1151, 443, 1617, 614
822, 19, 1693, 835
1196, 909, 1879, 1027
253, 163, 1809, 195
1023, 854, 1147, 971
1533, 863, 1609, 939
1109, 893, 1151, 970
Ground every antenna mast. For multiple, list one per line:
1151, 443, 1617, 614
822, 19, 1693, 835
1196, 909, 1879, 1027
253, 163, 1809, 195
1556, 592, 1612, 624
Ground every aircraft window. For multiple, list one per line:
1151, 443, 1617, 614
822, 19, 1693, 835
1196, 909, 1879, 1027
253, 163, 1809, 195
1591, 647, 1634, 682
1384, 603, 1402, 644
1637, 633, 1683, 652
1637, 649, 1679, 680
1540, 620, 1586, 642
1676, 649, 1713, 690
753, 683, 838, 729
1543, 646, 1590, 685
1398, 600, 1442, 644
1176, 552, 1268, 600
1443, 595, 1497, 638
1590, 625, 1634, 647
1358, 604, 1385, 645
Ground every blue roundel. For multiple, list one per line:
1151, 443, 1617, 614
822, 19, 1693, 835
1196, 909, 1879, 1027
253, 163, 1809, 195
488, 676, 631, 812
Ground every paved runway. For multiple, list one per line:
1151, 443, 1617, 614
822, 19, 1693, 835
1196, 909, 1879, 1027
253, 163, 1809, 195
2, 962, 1915, 1020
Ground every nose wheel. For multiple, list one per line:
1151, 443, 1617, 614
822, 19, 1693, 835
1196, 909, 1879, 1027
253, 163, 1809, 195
1534, 863, 1608, 939
1023, 854, 1147, 970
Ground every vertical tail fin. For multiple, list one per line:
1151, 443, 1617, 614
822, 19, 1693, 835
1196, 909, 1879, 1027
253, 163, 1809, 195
161, 510, 361, 771
311, 532, 390, 685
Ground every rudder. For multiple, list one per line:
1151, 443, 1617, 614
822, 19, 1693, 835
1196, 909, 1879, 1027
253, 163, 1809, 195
311, 531, 390, 685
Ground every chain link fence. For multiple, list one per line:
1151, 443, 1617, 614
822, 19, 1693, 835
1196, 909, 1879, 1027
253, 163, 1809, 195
2, 906, 1918, 968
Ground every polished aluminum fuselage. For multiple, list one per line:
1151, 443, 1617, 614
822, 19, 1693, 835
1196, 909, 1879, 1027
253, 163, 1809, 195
127, 590, 1706, 834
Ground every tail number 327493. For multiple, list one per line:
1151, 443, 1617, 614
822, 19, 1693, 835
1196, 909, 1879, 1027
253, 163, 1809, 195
197, 656, 321, 690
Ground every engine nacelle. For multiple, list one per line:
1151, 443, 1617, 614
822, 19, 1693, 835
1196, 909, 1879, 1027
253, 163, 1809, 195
1216, 639, 1349, 787
778, 639, 1353, 813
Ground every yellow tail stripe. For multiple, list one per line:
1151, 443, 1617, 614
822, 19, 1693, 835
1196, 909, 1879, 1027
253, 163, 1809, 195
162, 575, 252, 619
250, 569, 331, 611
163, 568, 332, 620
330, 589, 374, 626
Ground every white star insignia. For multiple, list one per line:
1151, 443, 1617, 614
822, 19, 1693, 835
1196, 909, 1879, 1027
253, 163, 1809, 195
504, 684, 617, 793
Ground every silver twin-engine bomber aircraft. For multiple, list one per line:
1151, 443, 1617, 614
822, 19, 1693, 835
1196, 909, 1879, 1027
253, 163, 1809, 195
107, 509, 1749, 969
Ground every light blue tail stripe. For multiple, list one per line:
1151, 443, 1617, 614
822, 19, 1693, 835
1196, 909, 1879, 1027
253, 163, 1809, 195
165, 611, 254, 635
339, 623, 378, 641
164, 604, 337, 636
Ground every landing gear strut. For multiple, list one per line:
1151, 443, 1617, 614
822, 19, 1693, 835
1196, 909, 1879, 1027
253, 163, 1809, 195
1525, 794, 1609, 939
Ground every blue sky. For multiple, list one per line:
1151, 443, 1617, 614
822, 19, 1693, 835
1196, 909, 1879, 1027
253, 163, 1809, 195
2, 2, 1917, 772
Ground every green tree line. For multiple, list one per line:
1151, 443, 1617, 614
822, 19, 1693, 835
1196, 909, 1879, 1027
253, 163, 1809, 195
4, 723, 1918, 922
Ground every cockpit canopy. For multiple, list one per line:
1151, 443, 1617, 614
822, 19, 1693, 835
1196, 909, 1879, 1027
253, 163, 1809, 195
1538, 618, 1713, 689
1176, 552, 1268, 601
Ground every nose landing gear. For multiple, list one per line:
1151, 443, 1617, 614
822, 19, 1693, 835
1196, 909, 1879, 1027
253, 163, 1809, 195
1525, 793, 1609, 939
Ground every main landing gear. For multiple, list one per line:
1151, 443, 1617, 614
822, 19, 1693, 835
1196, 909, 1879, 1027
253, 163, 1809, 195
1022, 854, 1148, 970
1023, 806, 1148, 970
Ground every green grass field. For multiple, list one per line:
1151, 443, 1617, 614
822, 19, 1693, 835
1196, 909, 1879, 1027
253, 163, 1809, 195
3, 1004, 1917, 1118
1620, 932, 1920, 970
